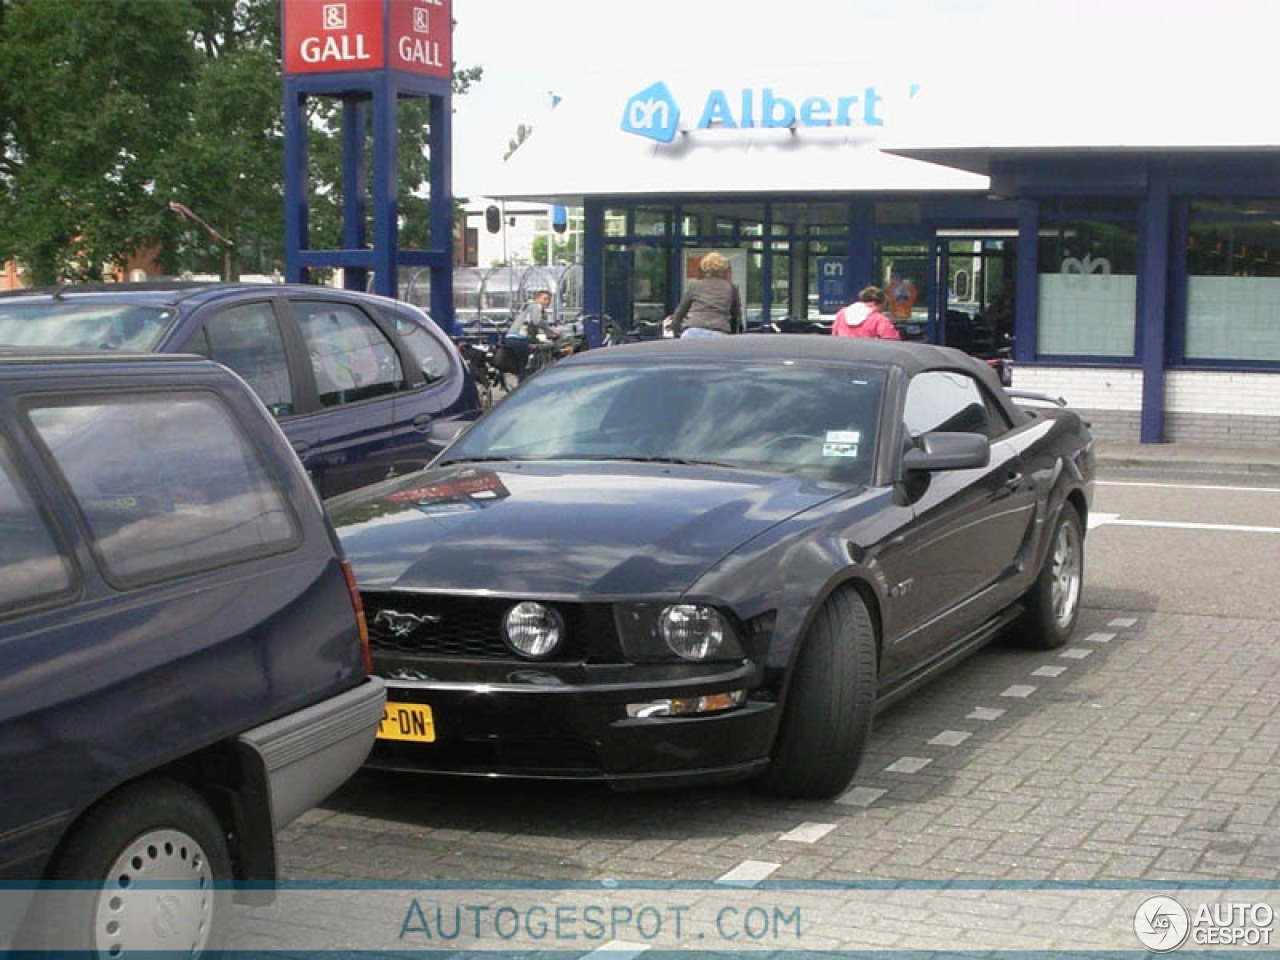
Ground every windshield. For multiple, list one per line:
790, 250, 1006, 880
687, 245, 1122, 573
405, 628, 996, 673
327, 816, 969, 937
441, 360, 886, 485
0, 302, 177, 351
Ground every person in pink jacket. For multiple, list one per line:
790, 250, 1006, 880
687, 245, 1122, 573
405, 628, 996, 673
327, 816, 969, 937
831, 286, 901, 340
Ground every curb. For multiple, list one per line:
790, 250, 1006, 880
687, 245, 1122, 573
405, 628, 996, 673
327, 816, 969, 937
1097, 456, 1280, 476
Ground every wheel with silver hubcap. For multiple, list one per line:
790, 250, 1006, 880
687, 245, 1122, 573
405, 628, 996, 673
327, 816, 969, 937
33, 779, 231, 957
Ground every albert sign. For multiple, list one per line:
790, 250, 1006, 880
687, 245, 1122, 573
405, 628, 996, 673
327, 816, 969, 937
284, 0, 452, 78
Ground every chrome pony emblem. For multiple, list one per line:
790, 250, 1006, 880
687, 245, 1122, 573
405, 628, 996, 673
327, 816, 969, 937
373, 609, 441, 638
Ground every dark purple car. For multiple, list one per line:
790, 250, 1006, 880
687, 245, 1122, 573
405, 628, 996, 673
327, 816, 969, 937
0, 283, 480, 497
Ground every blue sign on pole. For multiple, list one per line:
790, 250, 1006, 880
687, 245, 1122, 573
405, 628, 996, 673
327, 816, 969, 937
817, 257, 850, 314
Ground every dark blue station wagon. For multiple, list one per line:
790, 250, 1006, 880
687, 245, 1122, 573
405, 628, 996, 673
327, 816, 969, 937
0, 353, 385, 954
0, 283, 479, 498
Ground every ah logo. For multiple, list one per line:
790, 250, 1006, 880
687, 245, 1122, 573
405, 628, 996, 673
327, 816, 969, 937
622, 82, 680, 143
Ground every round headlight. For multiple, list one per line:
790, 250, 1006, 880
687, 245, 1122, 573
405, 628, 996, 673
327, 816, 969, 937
502, 602, 565, 659
659, 604, 729, 660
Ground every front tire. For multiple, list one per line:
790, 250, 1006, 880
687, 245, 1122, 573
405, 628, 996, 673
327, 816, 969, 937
1012, 503, 1084, 649
35, 778, 233, 957
755, 588, 877, 799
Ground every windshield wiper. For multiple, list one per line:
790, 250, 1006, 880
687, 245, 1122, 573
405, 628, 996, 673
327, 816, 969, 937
573, 455, 742, 469
438, 455, 534, 464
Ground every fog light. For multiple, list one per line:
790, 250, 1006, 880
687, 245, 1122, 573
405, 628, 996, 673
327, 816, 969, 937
626, 689, 746, 718
502, 602, 565, 659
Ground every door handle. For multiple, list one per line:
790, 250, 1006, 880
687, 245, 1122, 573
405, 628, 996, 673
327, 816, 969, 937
290, 439, 311, 457
412, 413, 433, 433
1004, 470, 1023, 490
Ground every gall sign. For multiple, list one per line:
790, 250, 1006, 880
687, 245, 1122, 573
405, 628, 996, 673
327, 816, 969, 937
284, 0, 452, 78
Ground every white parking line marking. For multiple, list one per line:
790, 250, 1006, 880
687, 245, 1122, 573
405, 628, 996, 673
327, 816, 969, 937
884, 756, 933, 774
1109, 617, 1138, 628
1085, 632, 1116, 643
967, 706, 1005, 720
1001, 684, 1038, 698
1099, 480, 1280, 494
716, 860, 780, 887
1111, 518, 1280, 534
928, 730, 972, 747
781, 822, 837, 844
836, 786, 887, 807
1060, 647, 1094, 659
1032, 665, 1067, 678
1088, 512, 1120, 529
587, 941, 651, 958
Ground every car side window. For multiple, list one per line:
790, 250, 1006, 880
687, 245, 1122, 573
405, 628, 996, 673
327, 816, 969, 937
385, 309, 453, 385
197, 302, 295, 417
27, 393, 299, 587
904, 370, 994, 441
0, 440, 75, 615
294, 301, 405, 407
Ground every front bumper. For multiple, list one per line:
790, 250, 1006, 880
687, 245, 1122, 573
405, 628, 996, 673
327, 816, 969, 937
366, 660, 778, 789
238, 677, 387, 830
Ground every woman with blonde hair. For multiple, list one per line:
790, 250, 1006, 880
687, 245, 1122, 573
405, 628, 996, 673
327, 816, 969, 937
670, 251, 742, 338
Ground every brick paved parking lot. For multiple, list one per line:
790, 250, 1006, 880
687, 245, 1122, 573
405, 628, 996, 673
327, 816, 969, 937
236, 472, 1280, 950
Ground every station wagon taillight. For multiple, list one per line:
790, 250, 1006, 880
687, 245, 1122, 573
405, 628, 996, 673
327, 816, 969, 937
341, 559, 373, 674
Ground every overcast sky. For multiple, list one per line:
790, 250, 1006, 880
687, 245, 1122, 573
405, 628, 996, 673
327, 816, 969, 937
450, 0, 1280, 197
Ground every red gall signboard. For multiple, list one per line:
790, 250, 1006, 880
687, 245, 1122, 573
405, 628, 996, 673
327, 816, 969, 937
284, 0, 451, 78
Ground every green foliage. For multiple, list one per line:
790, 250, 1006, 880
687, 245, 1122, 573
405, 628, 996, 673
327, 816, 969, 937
0, 0, 482, 282
530, 233, 575, 265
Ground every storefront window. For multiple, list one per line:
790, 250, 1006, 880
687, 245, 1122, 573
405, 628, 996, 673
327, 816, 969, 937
634, 207, 671, 238
604, 209, 628, 238
1037, 205, 1138, 357
875, 243, 930, 335
1185, 199, 1280, 363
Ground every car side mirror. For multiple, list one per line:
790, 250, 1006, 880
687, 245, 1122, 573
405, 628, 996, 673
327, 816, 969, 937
427, 420, 468, 449
903, 432, 990, 472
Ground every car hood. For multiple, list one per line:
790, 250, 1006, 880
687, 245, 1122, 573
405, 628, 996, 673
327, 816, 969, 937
329, 461, 848, 597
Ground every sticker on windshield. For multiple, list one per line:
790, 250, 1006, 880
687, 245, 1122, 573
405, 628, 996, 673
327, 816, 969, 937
823, 430, 861, 458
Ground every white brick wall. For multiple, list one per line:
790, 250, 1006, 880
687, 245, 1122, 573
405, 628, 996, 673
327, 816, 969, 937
1010, 367, 1144, 412
1166, 370, 1280, 416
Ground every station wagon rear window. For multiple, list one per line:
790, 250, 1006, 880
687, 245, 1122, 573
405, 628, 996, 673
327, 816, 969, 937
0, 303, 176, 351
27, 393, 299, 586
0, 441, 75, 614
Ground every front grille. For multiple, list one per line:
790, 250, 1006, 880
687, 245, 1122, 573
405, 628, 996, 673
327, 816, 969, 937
363, 592, 615, 662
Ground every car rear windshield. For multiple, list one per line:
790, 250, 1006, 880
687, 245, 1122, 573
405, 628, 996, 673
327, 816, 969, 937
441, 360, 886, 485
0, 302, 176, 351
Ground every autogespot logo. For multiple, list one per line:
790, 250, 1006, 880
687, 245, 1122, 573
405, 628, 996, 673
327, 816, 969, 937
1134, 896, 1191, 952
621, 81, 681, 143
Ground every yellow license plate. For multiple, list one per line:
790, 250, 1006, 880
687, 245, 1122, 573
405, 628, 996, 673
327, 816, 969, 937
377, 703, 435, 743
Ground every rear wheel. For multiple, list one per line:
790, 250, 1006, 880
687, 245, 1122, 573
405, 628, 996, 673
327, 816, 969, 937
1011, 504, 1084, 649
755, 588, 877, 799
36, 779, 232, 957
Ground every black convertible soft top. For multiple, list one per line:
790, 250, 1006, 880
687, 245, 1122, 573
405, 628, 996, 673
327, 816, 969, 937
565, 334, 1029, 426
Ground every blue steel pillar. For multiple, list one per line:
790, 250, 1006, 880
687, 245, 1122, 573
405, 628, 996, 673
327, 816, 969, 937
583, 199, 605, 319
428, 93, 454, 332
283, 80, 310, 285
1014, 198, 1038, 364
847, 197, 874, 293
1139, 167, 1171, 444
341, 98, 368, 292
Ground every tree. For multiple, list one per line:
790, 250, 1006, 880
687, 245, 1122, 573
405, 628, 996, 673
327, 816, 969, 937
0, 0, 199, 283
504, 123, 533, 161
0, 0, 483, 282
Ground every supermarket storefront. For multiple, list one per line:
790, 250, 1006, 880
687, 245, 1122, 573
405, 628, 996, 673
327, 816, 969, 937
490, 69, 1280, 445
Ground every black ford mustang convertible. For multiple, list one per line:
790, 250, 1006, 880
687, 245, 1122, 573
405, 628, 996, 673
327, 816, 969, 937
329, 336, 1094, 798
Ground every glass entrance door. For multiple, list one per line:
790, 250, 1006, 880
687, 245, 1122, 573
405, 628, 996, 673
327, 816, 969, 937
936, 235, 1017, 359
